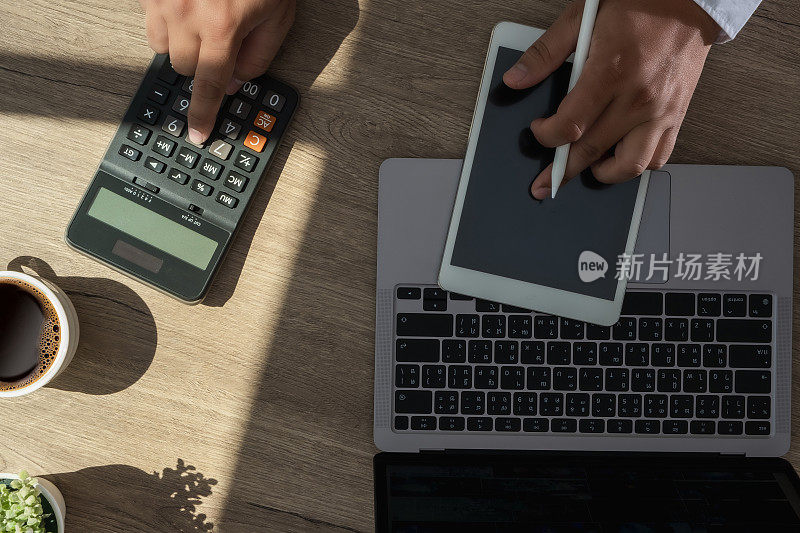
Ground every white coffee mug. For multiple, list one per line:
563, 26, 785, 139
0, 271, 80, 397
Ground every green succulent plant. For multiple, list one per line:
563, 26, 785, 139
0, 472, 50, 533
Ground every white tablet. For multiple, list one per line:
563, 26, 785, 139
438, 22, 650, 326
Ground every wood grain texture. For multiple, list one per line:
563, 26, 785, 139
0, 0, 798, 530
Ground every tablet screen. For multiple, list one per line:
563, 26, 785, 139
451, 46, 642, 301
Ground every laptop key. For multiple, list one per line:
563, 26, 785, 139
677, 344, 702, 367
625, 343, 649, 366
703, 344, 727, 367
508, 315, 532, 338
460, 391, 485, 415
526, 367, 551, 390
467, 417, 493, 431
735, 370, 771, 393
747, 396, 771, 419
539, 393, 563, 416
663, 420, 689, 434
745, 421, 770, 435
599, 343, 623, 366
690, 420, 715, 434
607, 419, 633, 433
442, 340, 466, 363
718, 421, 744, 435
396, 339, 439, 362
552, 419, 578, 432
534, 316, 558, 339
481, 315, 506, 338
665, 293, 695, 316
722, 396, 746, 419
709, 370, 733, 393
664, 318, 689, 342
651, 344, 675, 367
503, 304, 531, 313
605, 369, 629, 391
521, 341, 545, 364
455, 314, 480, 338
395, 365, 419, 388
697, 293, 722, 316
690, 319, 714, 342
644, 394, 668, 418
716, 319, 772, 343
434, 391, 458, 414
547, 342, 570, 365
723, 294, 747, 317
468, 340, 492, 363
396, 287, 420, 299
422, 365, 445, 388
514, 393, 537, 416
395, 390, 432, 414
487, 392, 511, 415
476, 299, 500, 312
438, 416, 465, 431
553, 367, 577, 391
566, 393, 590, 416
397, 313, 453, 337
657, 369, 681, 393
559, 318, 584, 340
495, 417, 521, 432
631, 369, 655, 392
670, 395, 693, 418
474, 366, 498, 389
683, 370, 708, 393
618, 394, 642, 417
695, 395, 720, 418
523, 418, 549, 432
579, 368, 603, 391
729, 345, 771, 368
612, 318, 636, 340
448, 366, 472, 389
573, 342, 598, 365
500, 366, 525, 390
411, 416, 436, 430
749, 294, 772, 318
622, 292, 663, 315
638, 318, 662, 341
635, 420, 660, 434
450, 293, 473, 301
579, 419, 605, 433
394, 416, 409, 430
494, 341, 519, 364
592, 394, 616, 417
586, 323, 611, 340
423, 289, 447, 312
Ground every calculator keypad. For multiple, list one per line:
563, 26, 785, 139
110, 56, 295, 225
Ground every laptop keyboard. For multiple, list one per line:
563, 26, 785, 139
392, 287, 775, 437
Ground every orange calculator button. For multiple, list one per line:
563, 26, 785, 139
253, 110, 276, 133
243, 130, 267, 153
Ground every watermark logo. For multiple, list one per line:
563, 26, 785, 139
578, 251, 608, 283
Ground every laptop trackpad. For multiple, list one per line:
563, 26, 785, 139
632, 170, 671, 284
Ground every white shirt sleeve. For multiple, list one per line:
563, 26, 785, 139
693, 0, 762, 42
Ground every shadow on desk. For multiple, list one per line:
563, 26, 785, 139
7, 256, 156, 395
45, 458, 216, 531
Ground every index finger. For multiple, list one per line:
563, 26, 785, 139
187, 41, 239, 144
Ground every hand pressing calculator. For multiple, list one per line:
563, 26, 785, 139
66, 55, 298, 303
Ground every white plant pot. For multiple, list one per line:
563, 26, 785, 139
0, 473, 65, 533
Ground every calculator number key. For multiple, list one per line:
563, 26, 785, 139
119, 144, 141, 161
191, 179, 213, 196
199, 158, 223, 180
209, 139, 233, 160
224, 171, 249, 193
172, 95, 191, 115
234, 151, 259, 172
153, 135, 177, 157
239, 81, 261, 99
216, 191, 239, 209
229, 98, 251, 119
243, 130, 267, 153
127, 124, 151, 145
263, 90, 285, 112
218, 118, 241, 140
254, 111, 276, 133
162, 115, 186, 138
138, 104, 159, 125
182, 77, 194, 93
177, 147, 200, 169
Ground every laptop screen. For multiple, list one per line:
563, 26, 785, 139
374, 453, 800, 532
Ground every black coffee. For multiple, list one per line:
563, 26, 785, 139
0, 279, 61, 388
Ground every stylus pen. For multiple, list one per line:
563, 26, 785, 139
550, 0, 600, 198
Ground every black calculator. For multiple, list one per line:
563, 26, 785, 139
66, 54, 298, 303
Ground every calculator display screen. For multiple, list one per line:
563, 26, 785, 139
87, 188, 218, 270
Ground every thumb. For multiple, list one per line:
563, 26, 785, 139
503, 1, 583, 89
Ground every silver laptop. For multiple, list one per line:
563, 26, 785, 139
374, 158, 793, 456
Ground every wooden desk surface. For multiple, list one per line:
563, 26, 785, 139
0, 0, 798, 530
